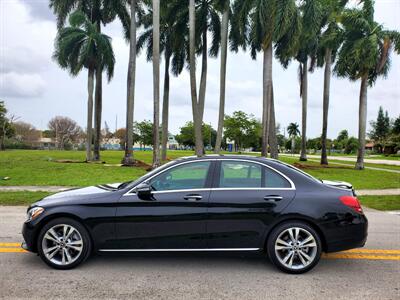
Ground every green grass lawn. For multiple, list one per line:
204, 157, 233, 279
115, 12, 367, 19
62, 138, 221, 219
359, 195, 400, 211
1, 191, 398, 211
0, 191, 51, 206
279, 156, 400, 190
0, 150, 399, 190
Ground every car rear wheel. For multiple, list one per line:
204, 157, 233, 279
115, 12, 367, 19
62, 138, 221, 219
37, 218, 92, 270
267, 222, 322, 274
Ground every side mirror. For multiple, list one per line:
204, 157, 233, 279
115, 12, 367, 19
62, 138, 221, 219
135, 182, 153, 200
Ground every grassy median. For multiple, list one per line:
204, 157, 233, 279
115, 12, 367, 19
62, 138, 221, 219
0, 150, 399, 190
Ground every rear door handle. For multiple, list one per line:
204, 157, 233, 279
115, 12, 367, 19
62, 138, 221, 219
263, 195, 283, 202
184, 194, 203, 201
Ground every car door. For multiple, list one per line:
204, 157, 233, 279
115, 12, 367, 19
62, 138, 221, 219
114, 160, 214, 250
206, 160, 296, 249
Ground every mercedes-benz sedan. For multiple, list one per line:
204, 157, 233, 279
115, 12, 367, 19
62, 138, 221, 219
22, 155, 367, 273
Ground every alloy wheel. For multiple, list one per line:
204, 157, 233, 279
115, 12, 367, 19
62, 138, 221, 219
274, 227, 318, 270
41, 224, 83, 266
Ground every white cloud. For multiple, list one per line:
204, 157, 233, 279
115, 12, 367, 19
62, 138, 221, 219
0, 72, 46, 98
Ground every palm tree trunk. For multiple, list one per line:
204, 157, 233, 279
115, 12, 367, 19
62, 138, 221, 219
214, 6, 229, 154
152, 0, 161, 168
300, 60, 308, 161
320, 48, 332, 165
93, 21, 102, 161
122, 0, 137, 166
198, 27, 208, 122
355, 74, 368, 170
291, 137, 295, 155
269, 83, 278, 159
86, 68, 95, 162
261, 42, 273, 157
189, 0, 203, 157
161, 50, 171, 162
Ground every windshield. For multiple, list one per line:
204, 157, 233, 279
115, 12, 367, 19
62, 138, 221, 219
119, 160, 177, 190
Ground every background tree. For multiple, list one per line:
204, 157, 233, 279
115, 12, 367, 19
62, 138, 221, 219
50, 0, 129, 161
278, 0, 324, 161
122, 0, 142, 166
0, 101, 15, 150
334, 0, 400, 169
187, 0, 224, 156
231, 0, 300, 157
152, 0, 161, 168
13, 122, 41, 148
318, 0, 347, 165
53, 11, 115, 161
224, 111, 261, 151
214, 0, 230, 154
137, 0, 187, 161
134, 120, 154, 149
48, 116, 82, 150
175, 121, 216, 149
368, 106, 390, 153
392, 116, 400, 135
287, 122, 300, 154
115, 128, 127, 149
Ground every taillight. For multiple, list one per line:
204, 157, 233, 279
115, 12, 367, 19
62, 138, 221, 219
339, 195, 363, 214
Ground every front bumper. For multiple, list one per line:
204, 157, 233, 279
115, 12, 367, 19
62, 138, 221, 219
22, 221, 39, 253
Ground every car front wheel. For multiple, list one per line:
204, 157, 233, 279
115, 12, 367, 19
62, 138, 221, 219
37, 217, 92, 270
267, 222, 322, 274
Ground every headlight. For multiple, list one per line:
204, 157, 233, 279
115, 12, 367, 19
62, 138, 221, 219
26, 207, 44, 222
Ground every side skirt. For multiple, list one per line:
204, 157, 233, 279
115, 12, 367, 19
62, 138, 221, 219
98, 248, 261, 252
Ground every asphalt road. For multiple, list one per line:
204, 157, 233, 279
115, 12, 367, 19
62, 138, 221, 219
0, 206, 399, 300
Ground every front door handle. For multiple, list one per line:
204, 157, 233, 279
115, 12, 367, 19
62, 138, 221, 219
184, 194, 203, 201
263, 195, 283, 202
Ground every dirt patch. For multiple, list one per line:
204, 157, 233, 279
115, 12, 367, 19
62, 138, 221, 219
121, 159, 152, 171
53, 159, 86, 163
53, 159, 106, 164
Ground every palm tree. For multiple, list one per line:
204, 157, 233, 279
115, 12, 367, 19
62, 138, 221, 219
137, 0, 187, 162
214, 0, 230, 154
152, 0, 161, 168
287, 122, 300, 155
318, 0, 347, 165
188, 0, 225, 156
334, 0, 400, 169
230, 0, 300, 158
277, 0, 323, 162
50, 0, 129, 161
188, 0, 203, 156
122, 0, 144, 166
53, 11, 115, 161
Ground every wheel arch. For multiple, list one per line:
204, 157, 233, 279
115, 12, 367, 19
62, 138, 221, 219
31, 213, 93, 253
263, 216, 327, 252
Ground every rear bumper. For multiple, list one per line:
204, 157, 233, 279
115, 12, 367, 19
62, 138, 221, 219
323, 213, 368, 253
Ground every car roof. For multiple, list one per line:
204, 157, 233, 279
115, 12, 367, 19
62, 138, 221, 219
174, 154, 275, 163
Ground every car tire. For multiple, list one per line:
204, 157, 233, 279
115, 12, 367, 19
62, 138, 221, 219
37, 217, 92, 270
267, 221, 322, 274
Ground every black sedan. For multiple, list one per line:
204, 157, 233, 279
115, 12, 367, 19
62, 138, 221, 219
22, 155, 368, 273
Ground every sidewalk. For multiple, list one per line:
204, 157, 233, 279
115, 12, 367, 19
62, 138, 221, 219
280, 153, 400, 166
0, 186, 76, 192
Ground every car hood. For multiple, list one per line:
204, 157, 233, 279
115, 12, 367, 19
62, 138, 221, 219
35, 183, 122, 207
321, 180, 353, 190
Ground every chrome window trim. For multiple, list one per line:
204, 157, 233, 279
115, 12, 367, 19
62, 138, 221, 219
98, 248, 260, 252
123, 158, 295, 196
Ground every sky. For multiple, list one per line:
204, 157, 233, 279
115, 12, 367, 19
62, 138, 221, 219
0, 0, 399, 139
